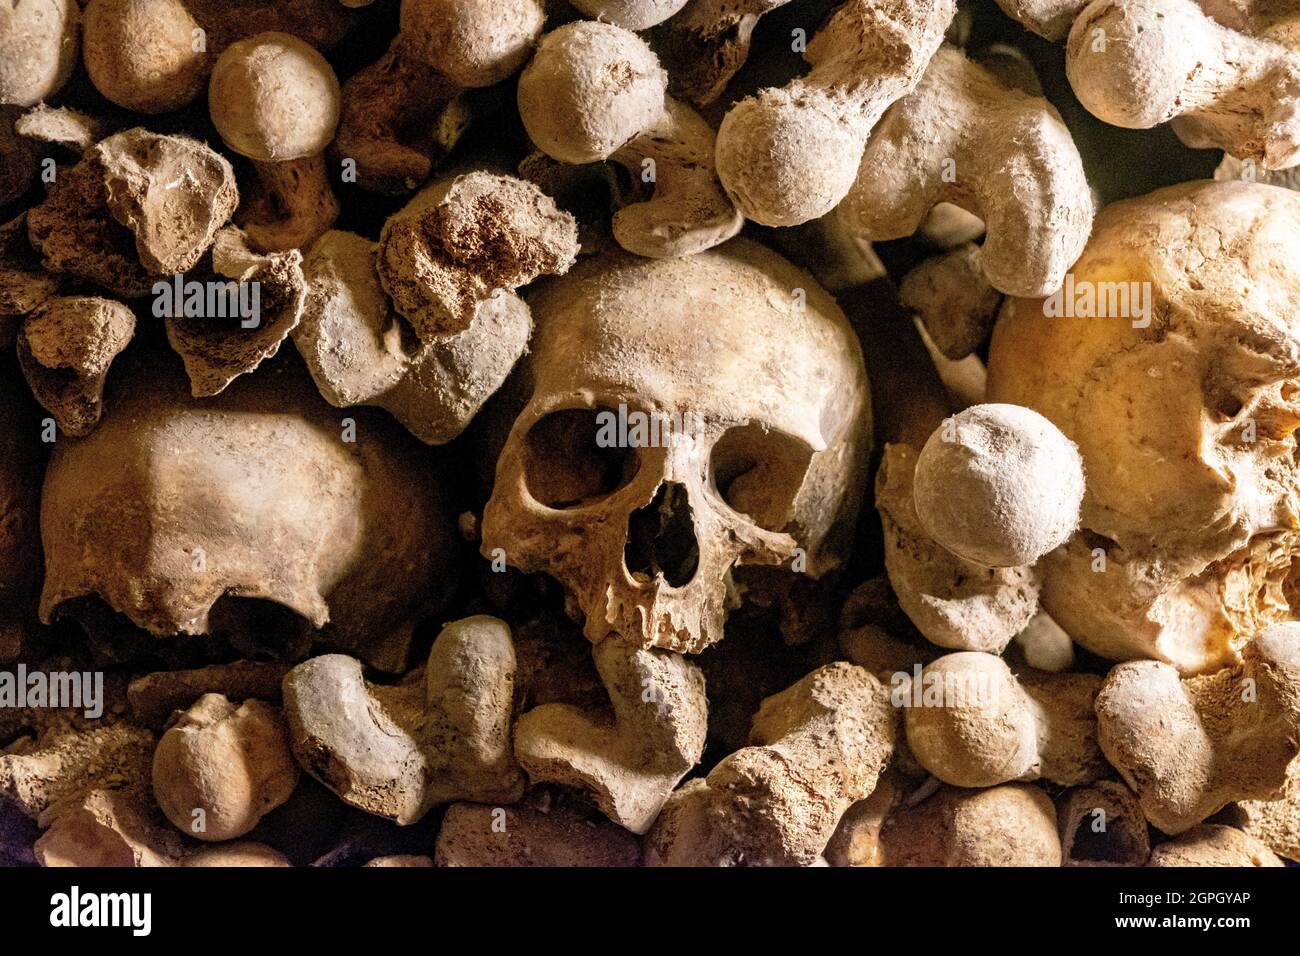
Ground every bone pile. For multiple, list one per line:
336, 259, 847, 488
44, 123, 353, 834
2, 0, 1299, 870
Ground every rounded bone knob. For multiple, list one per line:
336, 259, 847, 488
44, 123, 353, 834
914, 403, 1085, 568
152, 694, 299, 842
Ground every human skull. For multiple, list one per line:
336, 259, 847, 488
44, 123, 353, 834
39, 348, 458, 672
481, 239, 870, 654
988, 180, 1300, 674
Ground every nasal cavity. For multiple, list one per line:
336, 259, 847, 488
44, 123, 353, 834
624, 482, 700, 588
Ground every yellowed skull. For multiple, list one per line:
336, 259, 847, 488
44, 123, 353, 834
989, 180, 1300, 673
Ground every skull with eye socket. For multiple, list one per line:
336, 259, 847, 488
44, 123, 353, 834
38, 348, 459, 672
481, 239, 871, 653
989, 180, 1300, 674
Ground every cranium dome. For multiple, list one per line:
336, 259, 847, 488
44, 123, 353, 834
481, 238, 871, 653
39, 350, 458, 671
989, 179, 1300, 673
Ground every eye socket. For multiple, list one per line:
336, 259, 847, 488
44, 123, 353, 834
710, 423, 814, 532
523, 407, 639, 509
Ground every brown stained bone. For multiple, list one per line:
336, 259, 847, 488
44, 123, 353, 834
331, 48, 469, 196
516, 150, 627, 255
435, 801, 642, 867
80, 0, 207, 113
17, 296, 136, 437
377, 171, 578, 341
695, 614, 838, 757
0, 625, 20, 663
0, 377, 41, 661
128, 660, 291, 731
282, 616, 524, 825
80, 0, 349, 115
204, 33, 341, 255
363, 854, 432, 867
876, 443, 1040, 654
164, 226, 307, 397
1148, 824, 1284, 867
0, 719, 155, 822
35, 787, 182, 867
511, 618, 607, 714
514, 636, 707, 834
38, 355, 458, 672
152, 694, 299, 842
27, 129, 238, 298
0, 213, 58, 325
837, 578, 939, 680
0, 104, 36, 205
26, 152, 154, 297
1096, 622, 1300, 834
645, 663, 896, 866
1226, 758, 1300, 862
14, 104, 109, 155
823, 774, 903, 867
199, 0, 351, 51
655, 0, 795, 107
1057, 779, 1151, 866
238, 155, 341, 255
34, 786, 292, 867
878, 783, 1062, 866
304, 802, 442, 867
97, 129, 239, 275
330, 0, 542, 194
295, 229, 534, 445
899, 244, 1003, 361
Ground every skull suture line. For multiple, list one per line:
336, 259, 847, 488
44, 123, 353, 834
989, 180, 1300, 674
482, 239, 871, 653
38, 349, 458, 672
